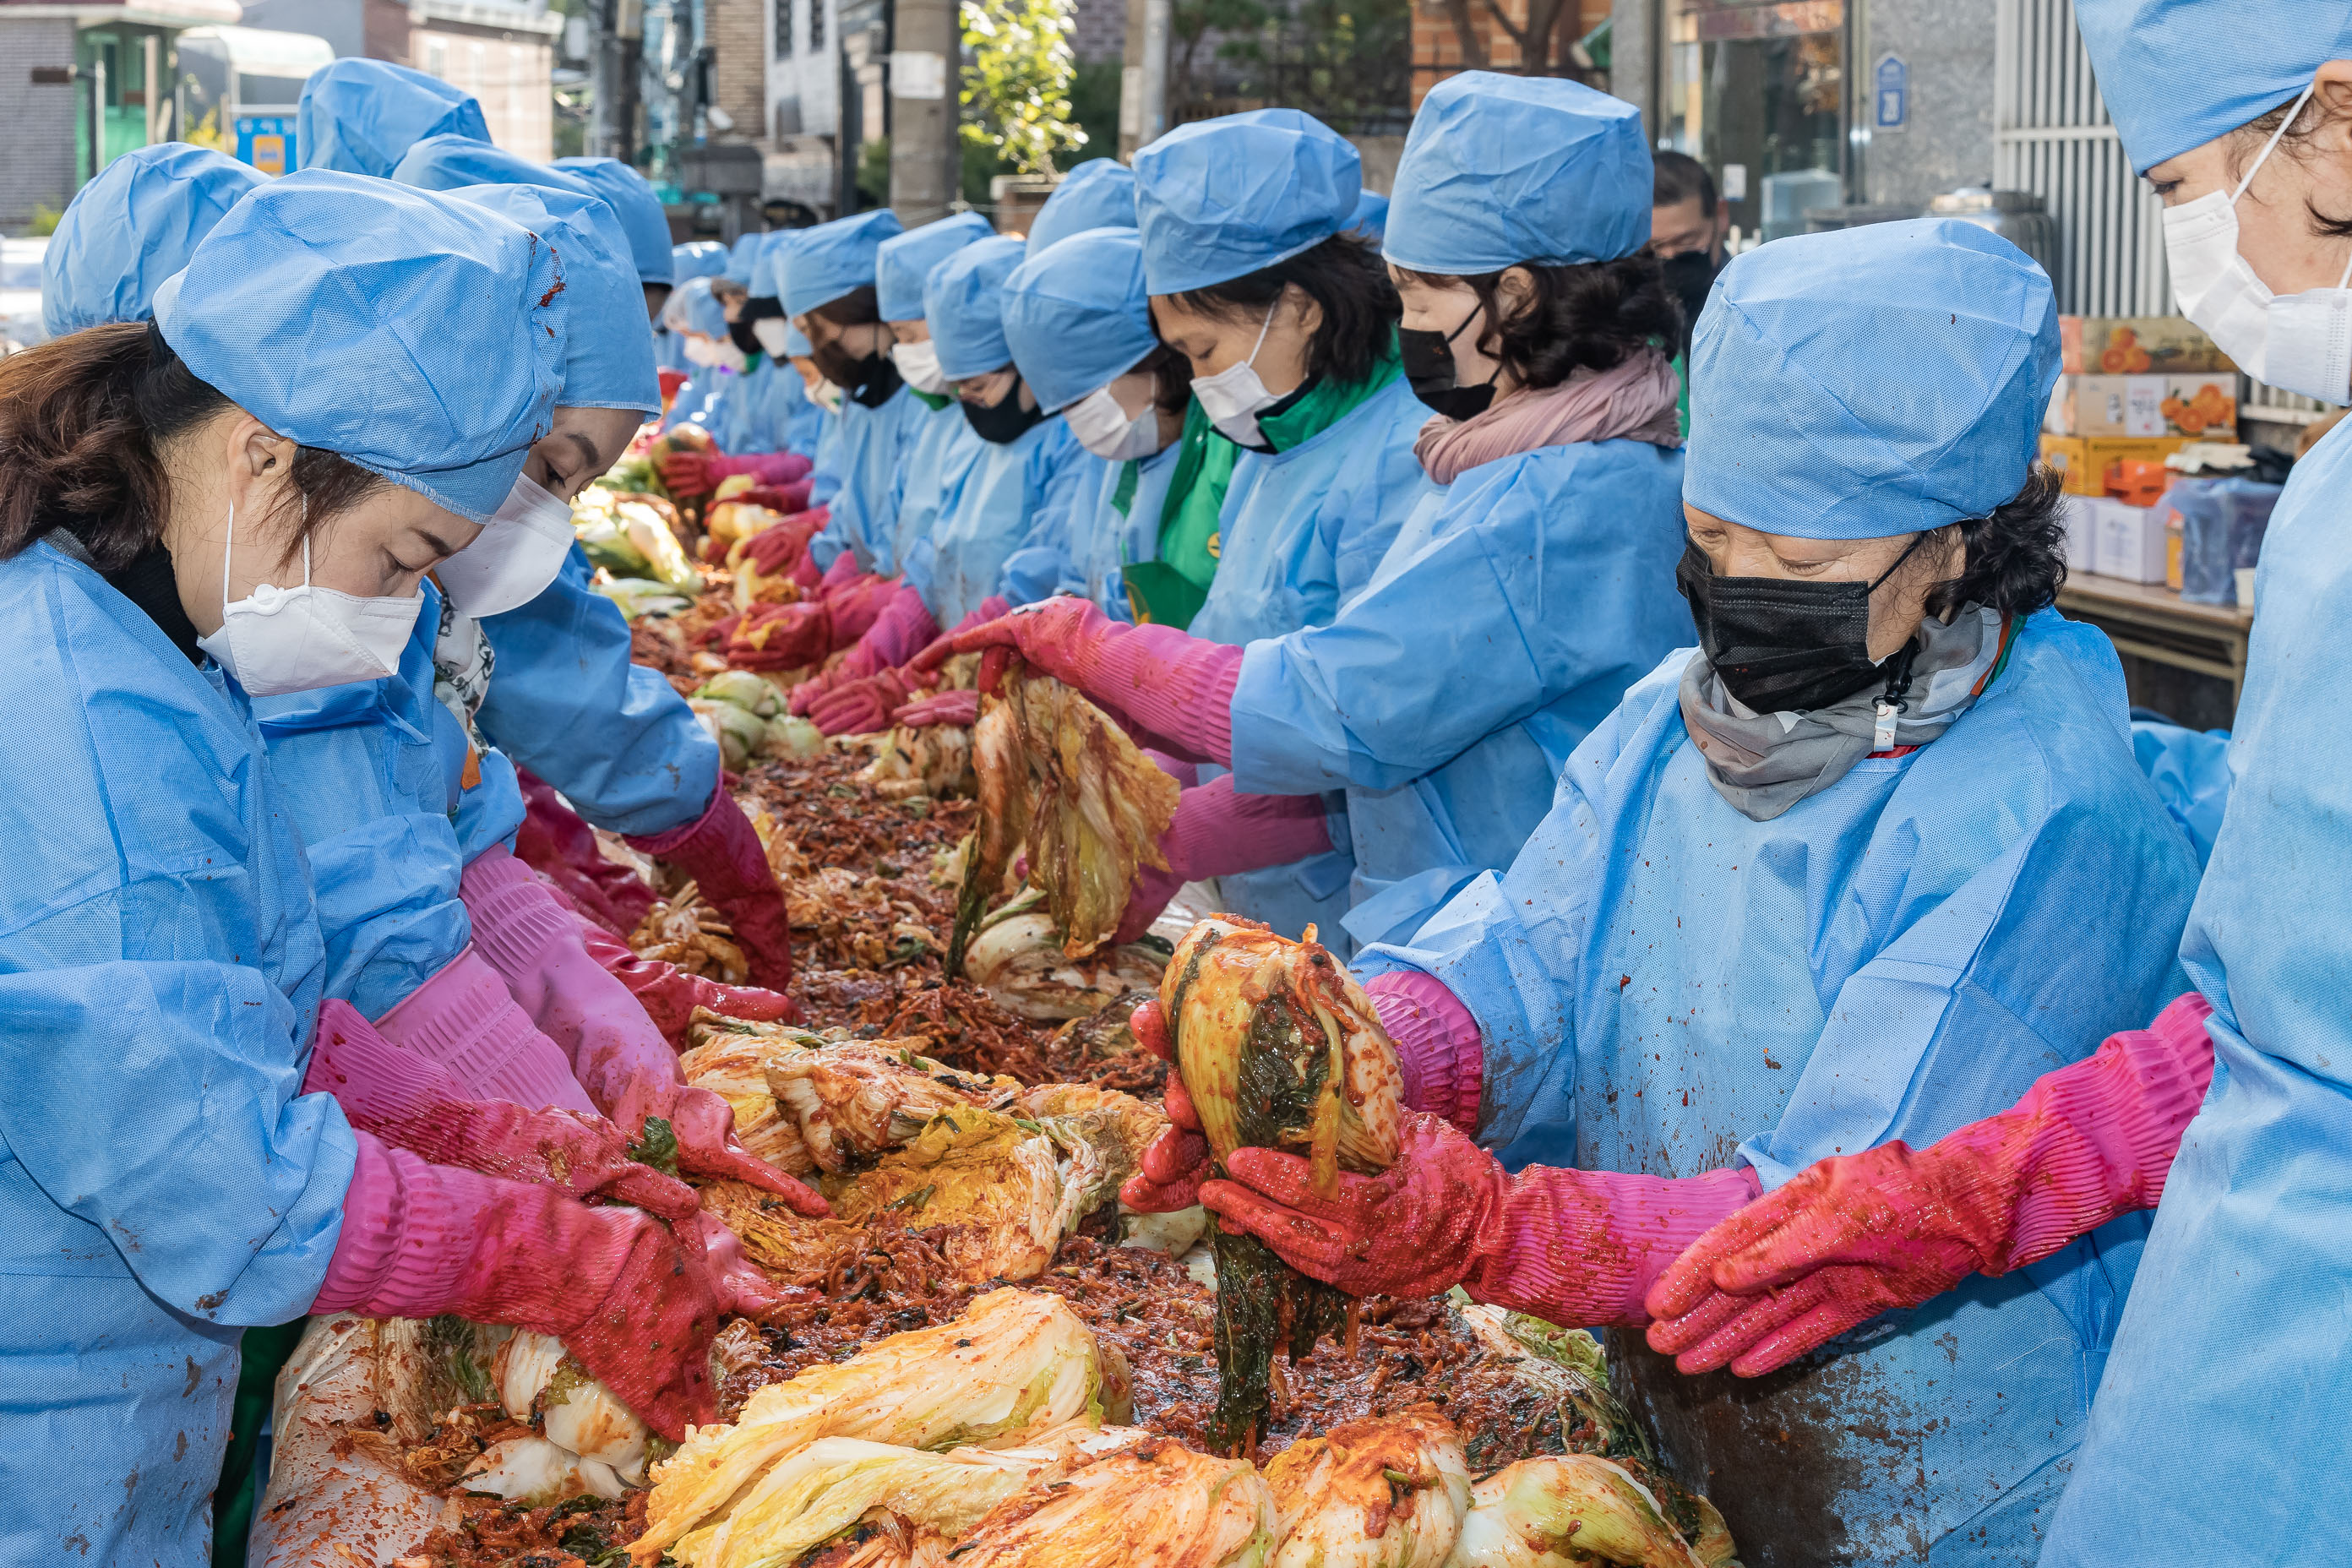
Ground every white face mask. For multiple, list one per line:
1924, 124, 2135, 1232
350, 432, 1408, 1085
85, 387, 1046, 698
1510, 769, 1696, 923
1189, 301, 1285, 445
683, 335, 747, 373
2163, 79, 2352, 404
433, 471, 576, 618
195, 505, 422, 696
1064, 382, 1166, 460
753, 317, 791, 357
891, 339, 950, 396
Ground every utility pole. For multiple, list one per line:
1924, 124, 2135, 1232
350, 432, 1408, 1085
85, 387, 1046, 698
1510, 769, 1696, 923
591, 0, 645, 162
1119, 0, 1169, 158
889, 0, 960, 225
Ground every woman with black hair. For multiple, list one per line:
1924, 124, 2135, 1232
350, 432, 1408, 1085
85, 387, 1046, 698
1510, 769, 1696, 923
1126, 216, 2204, 1566
936, 78, 1693, 955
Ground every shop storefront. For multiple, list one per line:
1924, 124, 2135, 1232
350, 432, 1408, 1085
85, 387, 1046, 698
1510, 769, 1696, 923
1655, 0, 1848, 243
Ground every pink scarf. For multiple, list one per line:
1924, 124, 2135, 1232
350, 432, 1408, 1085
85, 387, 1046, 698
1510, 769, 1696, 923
1413, 347, 1683, 486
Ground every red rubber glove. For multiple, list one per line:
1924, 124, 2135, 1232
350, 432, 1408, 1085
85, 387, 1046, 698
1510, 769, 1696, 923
790, 584, 941, 716
1113, 776, 1333, 944
740, 507, 829, 580
803, 667, 914, 736
1202, 1114, 1760, 1326
313, 1136, 724, 1438
572, 911, 799, 1046
658, 367, 691, 405
659, 448, 721, 497
512, 768, 657, 938
727, 600, 834, 671
920, 596, 1243, 766
1117, 971, 1483, 1212
1644, 990, 2218, 1377
891, 689, 979, 729
460, 845, 825, 1216
1118, 998, 1211, 1214
305, 1000, 699, 1219
623, 788, 794, 992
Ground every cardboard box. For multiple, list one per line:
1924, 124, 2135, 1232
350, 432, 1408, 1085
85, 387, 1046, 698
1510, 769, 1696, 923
2046, 373, 2239, 438
2060, 315, 2237, 375
2090, 498, 2168, 584
2060, 495, 2098, 574
2039, 433, 2191, 496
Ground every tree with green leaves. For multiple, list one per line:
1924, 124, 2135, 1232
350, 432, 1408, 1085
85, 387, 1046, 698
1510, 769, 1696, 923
961, 0, 1089, 178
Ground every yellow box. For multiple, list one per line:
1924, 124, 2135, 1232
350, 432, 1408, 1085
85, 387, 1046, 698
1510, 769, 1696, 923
2061, 316, 2236, 375
2040, 434, 2188, 497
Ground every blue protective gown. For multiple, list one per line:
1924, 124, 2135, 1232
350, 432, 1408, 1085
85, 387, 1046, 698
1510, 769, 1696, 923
661, 369, 731, 436
1358, 611, 2200, 1566
252, 582, 473, 1019
2039, 422, 2352, 1567
1188, 372, 1432, 945
919, 413, 1098, 625
1228, 438, 1688, 951
1081, 441, 1180, 622
713, 356, 785, 455
0, 541, 356, 1566
2128, 717, 2231, 868
808, 384, 930, 574
885, 395, 976, 585
473, 542, 721, 837
808, 404, 845, 507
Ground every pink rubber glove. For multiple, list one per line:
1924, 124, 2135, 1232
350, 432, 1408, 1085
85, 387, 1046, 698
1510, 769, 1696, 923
1643, 991, 2218, 1376
371, 948, 599, 1116
315, 1136, 723, 1438
512, 768, 658, 938
306, 1000, 698, 1218
674, 1208, 792, 1320
1364, 969, 1484, 1136
819, 549, 865, 591
1112, 776, 1333, 944
922, 596, 1243, 765
891, 689, 979, 729
710, 450, 814, 487
1145, 749, 1201, 788
572, 912, 800, 1046
460, 844, 827, 1216
623, 788, 794, 991
1202, 1114, 1761, 1327
1118, 974, 1482, 1213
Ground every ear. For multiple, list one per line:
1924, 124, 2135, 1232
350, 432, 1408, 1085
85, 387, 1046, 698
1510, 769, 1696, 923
1494, 266, 1539, 324
2317, 60, 2352, 150
1286, 282, 1325, 340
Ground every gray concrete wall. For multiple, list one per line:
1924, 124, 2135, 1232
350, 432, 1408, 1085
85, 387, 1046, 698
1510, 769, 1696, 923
1858, 0, 1996, 209
2, 19, 80, 234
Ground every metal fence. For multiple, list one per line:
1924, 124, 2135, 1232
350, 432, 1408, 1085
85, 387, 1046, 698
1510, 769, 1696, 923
1994, 0, 2322, 424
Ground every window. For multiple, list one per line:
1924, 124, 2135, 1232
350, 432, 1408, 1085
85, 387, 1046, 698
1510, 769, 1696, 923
776, 0, 792, 58
424, 36, 449, 79
809, 0, 825, 54
468, 41, 486, 95
1658, 0, 1848, 242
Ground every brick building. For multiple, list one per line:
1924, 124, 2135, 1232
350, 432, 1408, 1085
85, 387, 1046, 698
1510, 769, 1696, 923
1412, 0, 1614, 106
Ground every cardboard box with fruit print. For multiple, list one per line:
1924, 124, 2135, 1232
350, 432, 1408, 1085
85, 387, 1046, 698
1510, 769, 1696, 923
2060, 316, 2237, 375
2047, 373, 2238, 438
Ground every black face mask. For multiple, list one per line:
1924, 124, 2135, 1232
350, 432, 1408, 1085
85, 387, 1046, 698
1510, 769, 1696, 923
1660, 250, 1718, 340
1674, 533, 1930, 714
731, 297, 785, 356
812, 334, 899, 404
1399, 303, 1497, 420
961, 377, 1049, 444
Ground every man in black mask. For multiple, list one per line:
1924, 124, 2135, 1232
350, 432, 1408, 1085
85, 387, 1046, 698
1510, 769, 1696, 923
1651, 150, 1729, 362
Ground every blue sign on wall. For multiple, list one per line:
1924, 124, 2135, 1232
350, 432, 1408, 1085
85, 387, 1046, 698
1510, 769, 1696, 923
1875, 54, 1908, 131
236, 116, 295, 175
